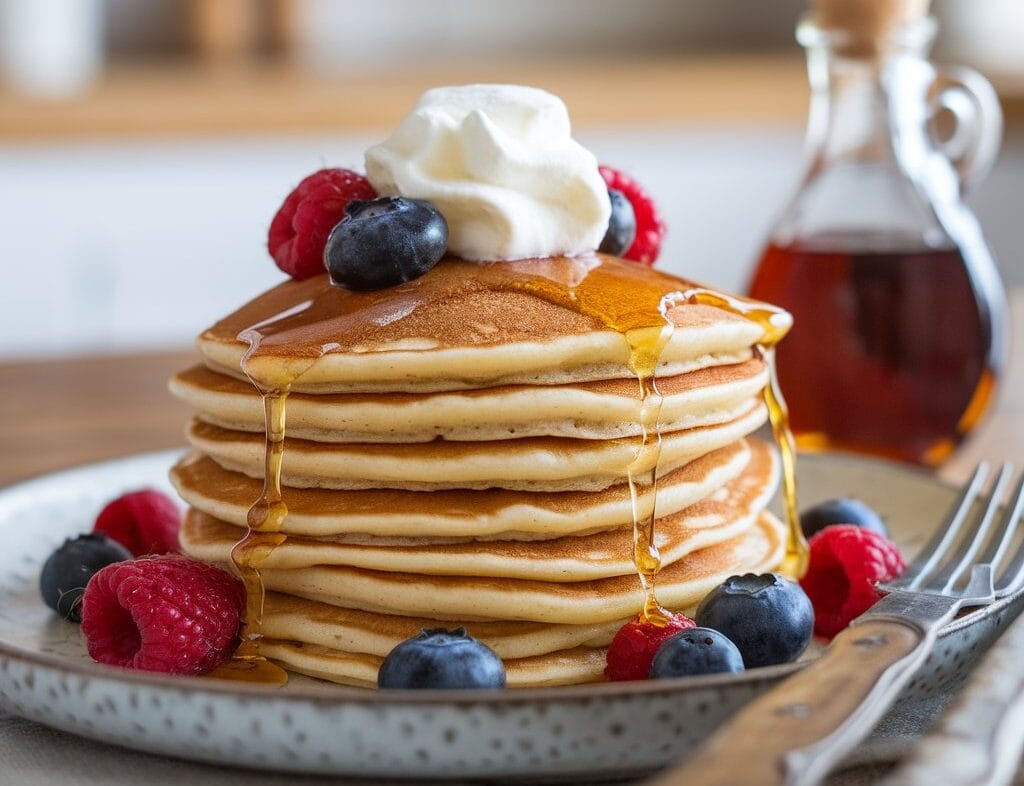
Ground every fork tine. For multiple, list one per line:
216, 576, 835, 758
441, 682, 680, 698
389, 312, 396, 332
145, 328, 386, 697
890, 462, 989, 591
977, 469, 1024, 568
992, 472, 1024, 596
936, 463, 1013, 593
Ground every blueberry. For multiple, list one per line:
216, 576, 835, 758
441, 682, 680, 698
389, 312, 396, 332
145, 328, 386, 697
801, 498, 887, 539
649, 627, 744, 679
378, 628, 506, 690
325, 197, 448, 291
40, 534, 131, 622
695, 573, 813, 668
599, 188, 636, 257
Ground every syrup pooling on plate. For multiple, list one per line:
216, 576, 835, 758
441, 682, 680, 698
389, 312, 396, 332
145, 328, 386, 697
681, 289, 808, 578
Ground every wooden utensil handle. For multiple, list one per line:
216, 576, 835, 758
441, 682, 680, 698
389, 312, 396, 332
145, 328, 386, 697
652, 618, 932, 786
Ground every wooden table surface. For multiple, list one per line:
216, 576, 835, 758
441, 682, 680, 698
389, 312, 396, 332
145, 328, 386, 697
1, 291, 1020, 489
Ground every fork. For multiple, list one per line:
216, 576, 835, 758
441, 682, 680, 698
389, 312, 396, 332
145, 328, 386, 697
651, 461, 1024, 786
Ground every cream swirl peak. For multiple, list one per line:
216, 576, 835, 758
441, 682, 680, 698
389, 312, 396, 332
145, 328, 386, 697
365, 84, 611, 262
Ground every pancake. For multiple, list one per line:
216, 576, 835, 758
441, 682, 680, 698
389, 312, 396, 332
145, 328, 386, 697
258, 512, 785, 624
197, 256, 769, 394
171, 439, 757, 540
260, 593, 620, 660
179, 440, 777, 579
186, 400, 767, 491
171, 358, 767, 443
259, 639, 607, 689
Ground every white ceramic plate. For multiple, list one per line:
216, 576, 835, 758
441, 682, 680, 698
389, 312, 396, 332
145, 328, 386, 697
0, 450, 1020, 780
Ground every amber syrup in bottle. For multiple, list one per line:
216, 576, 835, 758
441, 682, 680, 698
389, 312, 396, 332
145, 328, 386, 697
750, 6, 1008, 465
750, 236, 1003, 465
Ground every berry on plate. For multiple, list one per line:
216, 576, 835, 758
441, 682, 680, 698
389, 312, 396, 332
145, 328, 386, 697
801, 498, 888, 539
268, 168, 377, 280
325, 197, 449, 291
605, 612, 696, 681
378, 628, 505, 690
599, 188, 637, 257
598, 165, 666, 265
81, 557, 244, 675
39, 534, 132, 623
93, 488, 182, 556
649, 627, 745, 679
800, 525, 906, 639
695, 573, 813, 668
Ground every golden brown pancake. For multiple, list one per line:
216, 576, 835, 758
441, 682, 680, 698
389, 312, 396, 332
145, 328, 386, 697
254, 513, 785, 688
259, 639, 608, 689
170, 439, 758, 540
197, 256, 769, 393
260, 592, 620, 660
179, 440, 777, 579
185, 401, 767, 491
170, 359, 767, 442
255, 512, 785, 624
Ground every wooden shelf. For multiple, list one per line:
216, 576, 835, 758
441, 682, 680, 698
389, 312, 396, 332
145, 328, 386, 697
0, 54, 813, 142
5, 52, 1022, 142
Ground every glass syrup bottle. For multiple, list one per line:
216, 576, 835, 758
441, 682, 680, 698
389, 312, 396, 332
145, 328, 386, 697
749, 0, 1008, 466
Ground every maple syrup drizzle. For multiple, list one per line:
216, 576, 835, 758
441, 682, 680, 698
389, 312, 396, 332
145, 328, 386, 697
493, 262, 681, 625
623, 326, 675, 625
222, 390, 290, 683
216, 343, 313, 684
681, 289, 808, 578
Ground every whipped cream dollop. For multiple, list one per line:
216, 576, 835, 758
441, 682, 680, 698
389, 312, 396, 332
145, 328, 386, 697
365, 84, 611, 261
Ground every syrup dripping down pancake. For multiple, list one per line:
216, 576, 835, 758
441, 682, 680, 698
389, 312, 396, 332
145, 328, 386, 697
171, 439, 754, 540
179, 439, 778, 580
171, 358, 767, 443
185, 401, 767, 492
196, 256, 765, 394
253, 513, 785, 625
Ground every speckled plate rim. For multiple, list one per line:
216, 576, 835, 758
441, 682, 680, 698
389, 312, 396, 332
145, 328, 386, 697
0, 447, 1007, 707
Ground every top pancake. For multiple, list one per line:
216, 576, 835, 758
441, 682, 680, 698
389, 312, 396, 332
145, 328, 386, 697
198, 255, 772, 393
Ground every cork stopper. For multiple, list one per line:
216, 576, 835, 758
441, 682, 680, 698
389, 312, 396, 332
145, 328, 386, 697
809, 0, 932, 55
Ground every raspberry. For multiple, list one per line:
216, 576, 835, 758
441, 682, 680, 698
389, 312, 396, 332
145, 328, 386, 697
599, 165, 666, 266
93, 489, 181, 557
81, 557, 244, 675
268, 168, 377, 280
800, 525, 906, 639
605, 613, 695, 681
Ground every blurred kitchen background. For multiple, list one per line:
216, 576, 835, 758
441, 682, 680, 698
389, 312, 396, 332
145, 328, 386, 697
1, 0, 1022, 359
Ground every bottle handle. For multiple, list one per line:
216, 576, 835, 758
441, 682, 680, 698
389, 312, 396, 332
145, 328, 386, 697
927, 65, 1003, 195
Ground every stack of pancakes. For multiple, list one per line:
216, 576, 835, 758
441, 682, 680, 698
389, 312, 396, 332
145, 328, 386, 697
171, 256, 786, 687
